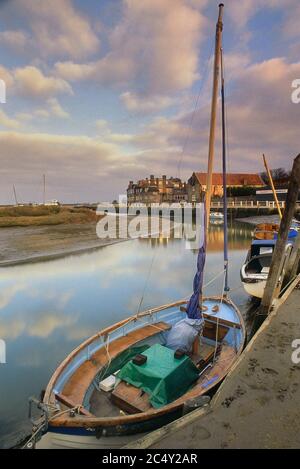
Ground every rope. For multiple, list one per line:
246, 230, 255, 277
22, 401, 84, 448
136, 251, 156, 315
49, 404, 83, 421
22, 422, 45, 449
203, 268, 226, 290
213, 269, 227, 362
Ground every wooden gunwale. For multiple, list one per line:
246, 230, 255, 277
45, 296, 245, 429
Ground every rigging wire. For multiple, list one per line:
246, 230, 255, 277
136, 250, 157, 315
176, 41, 214, 179
222, 49, 234, 230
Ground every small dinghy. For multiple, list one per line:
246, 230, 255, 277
254, 223, 298, 240
30, 297, 245, 449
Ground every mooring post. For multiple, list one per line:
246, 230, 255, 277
251, 154, 300, 337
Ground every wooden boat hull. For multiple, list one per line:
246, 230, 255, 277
254, 223, 298, 240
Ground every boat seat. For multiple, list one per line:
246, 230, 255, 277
55, 392, 94, 417
111, 381, 152, 414
61, 321, 171, 407
202, 320, 229, 342
191, 339, 217, 367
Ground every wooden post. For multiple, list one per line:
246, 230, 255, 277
205, 3, 224, 225
263, 154, 283, 219
251, 154, 300, 337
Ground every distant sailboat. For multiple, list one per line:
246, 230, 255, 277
27, 4, 245, 449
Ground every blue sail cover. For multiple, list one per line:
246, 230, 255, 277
186, 203, 206, 319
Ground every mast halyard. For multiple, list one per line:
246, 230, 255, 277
205, 3, 224, 228
221, 47, 229, 293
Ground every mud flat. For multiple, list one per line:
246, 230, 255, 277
0, 216, 172, 266
236, 214, 281, 226
126, 276, 300, 449
0, 223, 127, 266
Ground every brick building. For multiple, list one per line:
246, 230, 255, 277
127, 175, 187, 205
187, 172, 264, 202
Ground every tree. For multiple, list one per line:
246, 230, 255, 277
260, 167, 289, 185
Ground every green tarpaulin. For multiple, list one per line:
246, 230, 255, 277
117, 343, 199, 408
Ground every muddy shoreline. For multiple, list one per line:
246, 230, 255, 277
236, 214, 281, 226
0, 216, 172, 267
0, 222, 132, 267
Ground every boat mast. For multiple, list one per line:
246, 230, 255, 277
205, 3, 224, 226
13, 184, 18, 206
221, 48, 229, 292
263, 154, 283, 219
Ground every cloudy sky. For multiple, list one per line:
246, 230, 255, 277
0, 0, 299, 203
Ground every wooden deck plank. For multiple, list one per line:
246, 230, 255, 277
111, 381, 152, 414
62, 322, 171, 406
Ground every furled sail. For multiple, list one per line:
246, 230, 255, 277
186, 203, 206, 319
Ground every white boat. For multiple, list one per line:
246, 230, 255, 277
240, 239, 293, 298
210, 212, 224, 220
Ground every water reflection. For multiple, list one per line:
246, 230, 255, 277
0, 221, 253, 447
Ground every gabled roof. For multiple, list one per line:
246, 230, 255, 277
193, 172, 264, 186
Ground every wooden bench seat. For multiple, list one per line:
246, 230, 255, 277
62, 322, 171, 407
203, 321, 228, 342
111, 381, 152, 414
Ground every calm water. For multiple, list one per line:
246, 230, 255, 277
0, 221, 254, 447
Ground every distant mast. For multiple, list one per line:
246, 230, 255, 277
13, 184, 18, 206
205, 3, 224, 226
43, 174, 46, 205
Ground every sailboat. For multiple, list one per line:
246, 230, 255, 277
26, 4, 245, 449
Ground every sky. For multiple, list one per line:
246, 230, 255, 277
0, 0, 299, 203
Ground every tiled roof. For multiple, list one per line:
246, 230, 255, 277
194, 172, 264, 186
